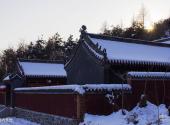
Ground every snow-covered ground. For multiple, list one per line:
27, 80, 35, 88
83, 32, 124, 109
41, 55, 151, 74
0, 117, 40, 125
80, 102, 170, 125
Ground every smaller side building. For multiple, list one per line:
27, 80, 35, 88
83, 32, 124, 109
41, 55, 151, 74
17, 59, 67, 87
3, 74, 23, 89
127, 72, 170, 107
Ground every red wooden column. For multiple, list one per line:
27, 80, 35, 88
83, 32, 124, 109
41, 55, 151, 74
76, 94, 86, 121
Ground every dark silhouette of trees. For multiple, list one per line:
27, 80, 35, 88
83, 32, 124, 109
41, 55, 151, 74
1, 48, 17, 74
45, 33, 65, 60
64, 35, 78, 58
102, 18, 170, 41
151, 18, 170, 40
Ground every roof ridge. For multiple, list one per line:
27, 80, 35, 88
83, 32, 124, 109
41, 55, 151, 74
87, 33, 170, 48
18, 58, 65, 64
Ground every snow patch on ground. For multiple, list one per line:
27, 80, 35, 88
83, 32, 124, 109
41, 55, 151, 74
80, 101, 170, 125
0, 117, 40, 125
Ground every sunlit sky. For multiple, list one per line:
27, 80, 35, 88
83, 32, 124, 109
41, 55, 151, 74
0, 0, 170, 50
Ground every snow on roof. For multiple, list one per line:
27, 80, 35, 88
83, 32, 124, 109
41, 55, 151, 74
153, 37, 170, 44
11, 74, 21, 79
83, 84, 130, 91
0, 85, 6, 89
15, 85, 85, 94
3, 75, 10, 81
88, 36, 170, 64
162, 41, 170, 44
3, 74, 21, 81
19, 61, 67, 77
128, 72, 170, 78
15, 84, 131, 94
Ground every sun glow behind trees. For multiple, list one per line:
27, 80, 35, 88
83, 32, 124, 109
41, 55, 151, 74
145, 23, 154, 32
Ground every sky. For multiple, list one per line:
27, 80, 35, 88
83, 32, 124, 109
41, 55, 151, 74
0, 0, 170, 50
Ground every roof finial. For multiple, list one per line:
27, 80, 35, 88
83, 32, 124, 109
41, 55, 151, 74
80, 25, 87, 34
82, 25, 87, 31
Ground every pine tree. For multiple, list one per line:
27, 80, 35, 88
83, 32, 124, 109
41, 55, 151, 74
33, 39, 45, 59
2, 48, 17, 74
16, 42, 27, 59
45, 33, 64, 60
64, 35, 77, 58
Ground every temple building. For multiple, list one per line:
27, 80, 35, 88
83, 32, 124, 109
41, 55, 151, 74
16, 59, 67, 87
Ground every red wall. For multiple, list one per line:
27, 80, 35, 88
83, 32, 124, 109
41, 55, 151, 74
0, 88, 6, 105
11, 79, 170, 118
14, 92, 78, 119
0, 92, 5, 105
13, 91, 132, 118
129, 79, 170, 107
85, 94, 113, 115
84, 92, 132, 115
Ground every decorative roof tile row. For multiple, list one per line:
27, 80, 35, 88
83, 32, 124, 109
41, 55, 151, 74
128, 72, 170, 78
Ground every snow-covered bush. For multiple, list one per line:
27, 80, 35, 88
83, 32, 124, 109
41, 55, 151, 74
139, 94, 147, 108
125, 112, 138, 124
105, 93, 120, 111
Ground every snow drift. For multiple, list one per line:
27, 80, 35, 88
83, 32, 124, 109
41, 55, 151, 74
80, 101, 170, 125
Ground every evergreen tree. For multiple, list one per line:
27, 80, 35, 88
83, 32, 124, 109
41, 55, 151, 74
45, 33, 64, 60
1, 48, 17, 74
45, 38, 55, 60
0, 54, 6, 80
124, 20, 146, 39
151, 18, 170, 40
33, 39, 45, 59
16, 42, 27, 59
27, 42, 35, 59
110, 25, 124, 37
64, 35, 77, 58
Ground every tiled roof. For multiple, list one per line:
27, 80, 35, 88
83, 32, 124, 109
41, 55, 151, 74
18, 59, 67, 78
84, 33, 170, 66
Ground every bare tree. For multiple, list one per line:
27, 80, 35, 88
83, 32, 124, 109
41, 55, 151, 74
137, 4, 148, 29
100, 21, 109, 33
